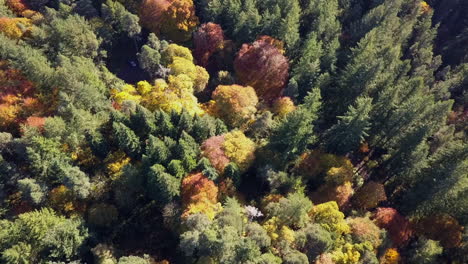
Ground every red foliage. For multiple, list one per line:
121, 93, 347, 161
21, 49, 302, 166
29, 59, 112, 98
234, 36, 289, 102
193, 23, 225, 67
201, 135, 229, 173
6, 0, 28, 14
0, 61, 44, 134
374, 207, 413, 247
414, 214, 464, 248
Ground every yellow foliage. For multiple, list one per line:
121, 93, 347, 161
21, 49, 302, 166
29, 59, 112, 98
331, 243, 361, 264
48, 185, 84, 216
185, 201, 222, 220
164, 44, 193, 63
222, 130, 256, 172
272, 97, 296, 118
420, 1, 431, 14
281, 225, 295, 243
111, 84, 141, 105
105, 151, 131, 180
112, 43, 208, 115
380, 248, 400, 264
137, 80, 153, 95
263, 216, 280, 241
166, 44, 209, 93
310, 201, 351, 236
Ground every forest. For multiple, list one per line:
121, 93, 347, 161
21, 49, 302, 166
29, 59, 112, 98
0, 0, 466, 263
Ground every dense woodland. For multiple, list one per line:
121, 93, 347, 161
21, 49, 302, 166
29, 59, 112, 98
0, 0, 467, 263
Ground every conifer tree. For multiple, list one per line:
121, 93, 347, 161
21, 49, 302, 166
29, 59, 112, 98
323, 96, 372, 155
268, 88, 321, 165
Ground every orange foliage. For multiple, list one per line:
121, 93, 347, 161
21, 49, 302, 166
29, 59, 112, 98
374, 207, 412, 247
193, 23, 225, 67
234, 36, 289, 102
379, 248, 400, 264
256, 35, 285, 53
420, 1, 432, 14
139, 0, 198, 42
25, 116, 46, 130
414, 214, 464, 248
181, 173, 220, 219
0, 61, 44, 133
353, 181, 387, 209
0, 17, 32, 39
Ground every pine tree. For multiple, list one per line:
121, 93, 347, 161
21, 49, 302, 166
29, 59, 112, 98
323, 96, 372, 155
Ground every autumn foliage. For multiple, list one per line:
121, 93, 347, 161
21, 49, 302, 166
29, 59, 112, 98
311, 181, 354, 208
414, 214, 464, 248
193, 23, 225, 67
0, 61, 44, 134
201, 130, 255, 174
139, 0, 199, 42
352, 181, 387, 209
379, 248, 400, 264
234, 37, 289, 102
211, 84, 258, 127
181, 172, 220, 219
374, 207, 412, 247
0, 17, 32, 39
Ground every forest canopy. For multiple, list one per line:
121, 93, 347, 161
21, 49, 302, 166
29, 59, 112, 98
0, 0, 467, 263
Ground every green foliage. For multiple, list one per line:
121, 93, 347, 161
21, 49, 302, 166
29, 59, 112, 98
265, 191, 313, 228
0, 208, 88, 263
268, 88, 321, 165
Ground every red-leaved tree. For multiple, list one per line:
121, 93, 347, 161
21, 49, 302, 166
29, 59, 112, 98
193, 23, 225, 67
234, 36, 289, 102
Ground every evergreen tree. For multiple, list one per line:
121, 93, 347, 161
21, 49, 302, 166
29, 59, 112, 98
323, 96, 372, 155
268, 88, 321, 165
112, 122, 141, 158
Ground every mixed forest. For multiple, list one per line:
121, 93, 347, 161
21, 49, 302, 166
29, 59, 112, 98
0, 0, 467, 263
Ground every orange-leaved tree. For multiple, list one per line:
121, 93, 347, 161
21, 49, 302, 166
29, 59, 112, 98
181, 172, 220, 220
139, 0, 198, 42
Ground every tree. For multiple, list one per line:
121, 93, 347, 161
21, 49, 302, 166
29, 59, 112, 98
112, 121, 141, 158
102, 0, 141, 37
265, 191, 312, 228
193, 22, 225, 67
296, 223, 333, 260
211, 84, 258, 128
373, 207, 412, 247
17, 178, 45, 205
407, 237, 443, 264
137, 33, 168, 79
32, 14, 101, 60
147, 164, 180, 204
139, 0, 199, 42
267, 88, 321, 165
322, 96, 372, 155
0, 208, 88, 263
352, 181, 386, 210
234, 37, 289, 101
181, 172, 220, 220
